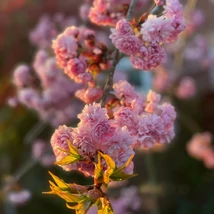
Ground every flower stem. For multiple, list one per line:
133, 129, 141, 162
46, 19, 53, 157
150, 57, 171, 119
100, 0, 139, 107
23, 122, 47, 144
145, 152, 160, 214
100, 50, 120, 107
126, 0, 138, 21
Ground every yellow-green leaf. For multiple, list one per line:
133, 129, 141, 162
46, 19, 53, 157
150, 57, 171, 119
67, 198, 92, 214
67, 139, 80, 156
55, 154, 81, 165
66, 203, 81, 210
57, 192, 81, 203
99, 152, 116, 184
48, 172, 68, 189
110, 171, 137, 181
113, 154, 134, 174
97, 198, 113, 214
100, 153, 116, 170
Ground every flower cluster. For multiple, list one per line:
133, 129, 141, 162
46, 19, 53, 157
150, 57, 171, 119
112, 80, 176, 148
51, 103, 134, 176
51, 80, 176, 177
12, 50, 83, 127
52, 26, 110, 83
5, 0, 193, 213
88, 0, 148, 26
110, 0, 185, 70
29, 14, 77, 49
187, 132, 214, 169
52, 26, 113, 103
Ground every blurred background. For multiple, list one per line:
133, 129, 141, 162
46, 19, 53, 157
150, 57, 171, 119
0, 0, 214, 214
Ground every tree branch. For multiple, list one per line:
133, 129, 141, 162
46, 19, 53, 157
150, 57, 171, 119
100, 0, 138, 107
126, 0, 138, 21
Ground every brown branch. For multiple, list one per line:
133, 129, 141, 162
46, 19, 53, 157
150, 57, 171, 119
100, 0, 139, 107
150, 4, 165, 16
100, 49, 120, 107
126, 0, 138, 21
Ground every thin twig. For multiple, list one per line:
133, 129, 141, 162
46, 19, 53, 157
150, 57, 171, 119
23, 121, 47, 144
126, 0, 138, 21
173, 0, 198, 71
177, 110, 202, 133
100, 50, 120, 107
14, 159, 38, 181
145, 152, 160, 214
150, 0, 166, 16
100, 0, 139, 107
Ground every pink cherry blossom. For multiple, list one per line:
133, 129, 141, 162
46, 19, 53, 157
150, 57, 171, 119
113, 80, 138, 105
79, 4, 91, 21
154, 0, 164, 5
65, 56, 93, 84
145, 90, 161, 113
113, 107, 138, 135
50, 125, 77, 171
8, 190, 31, 205
187, 132, 213, 161
52, 29, 78, 68
115, 19, 133, 35
75, 87, 103, 103
29, 15, 57, 49
176, 77, 196, 99
13, 64, 32, 88
51, 103, 135, 176
32, 139, 47, 160
77, 103, 109, 126
18, 88, 40, 109
140, 15, 174, 44
130, 43, 166, 71
112, 35, 140, 55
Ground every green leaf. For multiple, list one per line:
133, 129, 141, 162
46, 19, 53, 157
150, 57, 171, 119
56, 141, 81, 163
57, 192, 81, 203
110, 171, 137, 181
113, 154, 134, 174
100, 153, 116, 170
67, 197, 93, 214
55, 154, 81, 165
99, 152, 116, 184
66, 203, 81, 210
67, 139, 80, 156
48, 171, 68, 189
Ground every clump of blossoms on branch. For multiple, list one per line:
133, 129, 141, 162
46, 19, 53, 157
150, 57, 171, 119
52, 26, 110, 83
88, 0, 148, 26
51, 102, 134, 176
50, 80, 176, 176
29, 14, 77, 49
48, 81, 176, 212
110, 0, 185, 70
43, 0, 184, 213
12, 50, 83, 127
52, 26, 112, 103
